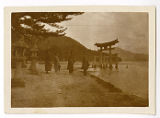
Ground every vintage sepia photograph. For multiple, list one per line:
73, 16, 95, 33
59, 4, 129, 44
4, 6, 156, 114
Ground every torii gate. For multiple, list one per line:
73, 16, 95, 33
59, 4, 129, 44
95, 38, 119, 69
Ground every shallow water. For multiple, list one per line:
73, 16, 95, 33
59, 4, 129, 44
89, 61, 148, 100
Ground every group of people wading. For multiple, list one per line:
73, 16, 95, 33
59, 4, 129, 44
44, 51, 89, 75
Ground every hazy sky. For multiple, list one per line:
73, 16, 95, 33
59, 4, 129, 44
59, 12, 148, 54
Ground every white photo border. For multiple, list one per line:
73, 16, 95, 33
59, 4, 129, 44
4, 6, 156, 114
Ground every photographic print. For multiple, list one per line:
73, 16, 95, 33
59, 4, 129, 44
4, 6, 156, 114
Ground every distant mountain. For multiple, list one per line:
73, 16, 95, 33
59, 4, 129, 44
113, 47, 148, 61
38, 36, 93, 61
36, 36, 148, 62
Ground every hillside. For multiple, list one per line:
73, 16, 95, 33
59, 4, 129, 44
38, 36, 93, 61
37, 36, 148, 62
113, 48, 148, 61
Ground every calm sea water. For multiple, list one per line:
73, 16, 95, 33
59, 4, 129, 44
89, 61, 148, 100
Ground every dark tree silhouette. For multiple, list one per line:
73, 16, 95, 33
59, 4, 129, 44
11, 12, 83, 36
11, 12, 83, 74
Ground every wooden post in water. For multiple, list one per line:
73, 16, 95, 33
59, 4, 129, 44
115, 53, 119, 70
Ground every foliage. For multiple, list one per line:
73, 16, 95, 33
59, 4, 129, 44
11, 12, 83, 37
